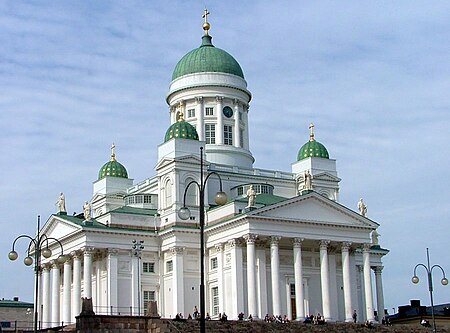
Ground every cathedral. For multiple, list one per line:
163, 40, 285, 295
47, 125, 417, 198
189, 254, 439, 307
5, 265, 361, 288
34, 11, 388, 328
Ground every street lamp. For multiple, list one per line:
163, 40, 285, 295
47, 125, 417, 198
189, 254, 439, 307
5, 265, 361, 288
132, 239, 144, 316
411, 247, 448, 333
178, 146, 227, 333
8, 215, 66, 333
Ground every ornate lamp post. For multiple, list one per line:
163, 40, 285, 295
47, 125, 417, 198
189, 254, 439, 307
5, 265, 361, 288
178, 147, 227, 333
411, 248, 448, 333
8, 215, 66, 333
132, 239, 144, 316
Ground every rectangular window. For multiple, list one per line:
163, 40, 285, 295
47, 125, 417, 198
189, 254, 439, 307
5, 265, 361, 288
224, 125, 233, 145
144, 195, 152, 203
205, 124, 216, 144
166, 260, 173, 273
211, 286, 219, 315
205, 107, 214, 116
237, 187, 243, 196
290, 283, 296, 297
239, 129, 244, 148
187, 109, 195, 118
210, 257, 218, 270
143, 262, 155, 273
143, 290, 156, 314
135, 195, 143, 204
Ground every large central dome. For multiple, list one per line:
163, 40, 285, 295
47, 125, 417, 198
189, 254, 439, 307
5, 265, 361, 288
172, 35, 244, 81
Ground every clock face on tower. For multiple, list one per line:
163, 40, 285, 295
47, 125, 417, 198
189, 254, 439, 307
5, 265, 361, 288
222, 106, 233, 118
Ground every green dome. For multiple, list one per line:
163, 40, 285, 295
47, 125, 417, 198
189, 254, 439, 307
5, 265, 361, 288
297, 124, 329, 161
98, 145, 129, 180
172, 35, 244, 80
298, 140, 329, 160
165, 119, 199, 142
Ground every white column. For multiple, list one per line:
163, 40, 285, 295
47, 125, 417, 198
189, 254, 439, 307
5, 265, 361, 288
243, 105, 250, 150
215, 244, 224, 314
319, 240, 331, 321
293, 238, 305, 320
171, 247, 184, 316
63, 258, 72, 324
374, 266, 385, 322
233, 99, 241, 148
270, 236, 281, 316
51, 261, 61, 326
107, 249, 118, 315
131, 252, 139, 315
72, 252, 81, 320
170, 105, 176, 124
229, 239, 244, 319
196, 97, 204, 140
216, 96, 224, 144
256, 243, 267, 317
244, 234, 258, 318
363, 244, 375, 322
42, 265, 51, 328
83, 248, 93, 298
342, 242, 353, 322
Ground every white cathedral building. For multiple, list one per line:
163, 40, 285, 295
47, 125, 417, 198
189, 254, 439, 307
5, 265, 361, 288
34, 12, 388, 328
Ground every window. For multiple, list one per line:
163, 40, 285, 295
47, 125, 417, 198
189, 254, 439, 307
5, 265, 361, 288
239, 129, 244, 148
290, 283, 296, 297
239, 112, 242, 120
185, 177, 197, 206
166, 260, 173, 273
143, 262, 155, 273
224, 125, 233, 145
237, 187, 243, 196
144, 195, 152, 204
187, 109, 195, 118
210, 257, 218, 270
205, 124, 216, 144
205, 107, 214, 116
135, 195, 143, 204
211, 286, 219, 315
143, 290, 156, 314
165, 180, 172, 208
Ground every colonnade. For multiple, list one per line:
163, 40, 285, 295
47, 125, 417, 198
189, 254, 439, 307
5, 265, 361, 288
212, 235, 385, 322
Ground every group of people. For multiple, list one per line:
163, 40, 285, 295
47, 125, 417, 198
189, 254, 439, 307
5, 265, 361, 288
264, 314, 290, 323
303, 313, 325, 325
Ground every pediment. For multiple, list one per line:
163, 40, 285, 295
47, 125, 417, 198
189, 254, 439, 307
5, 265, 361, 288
249, 192, 377, 228
155, 155, 203, 171
42, 215, 82, 240
313, 172, 341, 182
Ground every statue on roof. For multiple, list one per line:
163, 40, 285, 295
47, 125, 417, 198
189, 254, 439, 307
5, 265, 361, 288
371, 229, 380, 245
304, 170, 313, 190
56, 192, 66, 213
246, 185, 256, 208
83, 201, 91, 221
358, 198, 367, 217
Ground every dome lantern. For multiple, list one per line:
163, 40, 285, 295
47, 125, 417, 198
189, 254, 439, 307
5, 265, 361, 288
98, 144, 129, 180
297, 123, 330, 161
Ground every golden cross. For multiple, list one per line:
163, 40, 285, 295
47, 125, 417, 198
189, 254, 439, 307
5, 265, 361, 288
309, 123, 315, 141
203, 8, 210, 24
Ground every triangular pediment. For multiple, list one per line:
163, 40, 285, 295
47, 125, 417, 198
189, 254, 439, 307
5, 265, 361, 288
155, 155, 203, 171
42, 214, 83, 240
313, 172, 341, 182
249, 192, 377, 228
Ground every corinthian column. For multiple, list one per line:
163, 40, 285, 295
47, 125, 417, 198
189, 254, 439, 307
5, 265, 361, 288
374, 266, 385, 322
270, 236, 281, 316
216, 96, 224, 144
63, 258, 72, 324
244, 234, 258, 318
41, 265, 51, 328
72, 251, 81, 320
341, 242, 353, 322
83, 247, 94, 298
293, 238, 304, 320
215, 243, 224, 314
319, 240, 331, 321
51, 260, 61, 326
196, 97, 204, 140
363, 244, 375, 322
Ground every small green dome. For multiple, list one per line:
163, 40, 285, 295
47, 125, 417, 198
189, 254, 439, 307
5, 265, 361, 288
164, 118, 199, 142
172, 35, 244, 80
98, 144, 129, 180
297, 123, 330, 161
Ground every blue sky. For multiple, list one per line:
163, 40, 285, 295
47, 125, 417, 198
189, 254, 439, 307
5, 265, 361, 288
1, 1, 450, 313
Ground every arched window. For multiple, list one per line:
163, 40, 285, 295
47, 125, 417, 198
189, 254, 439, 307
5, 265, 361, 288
165, 179, 172, 208
185, 177, 197, 206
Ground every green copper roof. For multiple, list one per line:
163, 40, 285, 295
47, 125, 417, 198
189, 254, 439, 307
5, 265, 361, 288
98, 145, 129, 180
298, 140, 329, 160
164, 119, 199, 142
172, 35, 244, 80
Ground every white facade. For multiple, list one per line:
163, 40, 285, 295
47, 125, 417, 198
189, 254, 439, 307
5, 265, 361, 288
34, 22, 388, 328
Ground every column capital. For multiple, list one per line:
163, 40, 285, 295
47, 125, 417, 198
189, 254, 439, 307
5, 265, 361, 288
270, 236, 281, 245
341, 242, 352, 251
195, 96, 203, 103
108, 248, 119, 256
362, 243, 372, 252
244, 234, 258, 244
70, 250, 81, 258
170, 246, 185, 255
82, 246, 95, 255
320, 240, 330, 250
49, 260, 60, 269
233, 98, 240, 106
215, 243, 224, 252
373, 266, 384, 274
42, 263, 51, 272
228, 238, 241, 248
293, 238, 304, 247
215, 96, 224, 102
